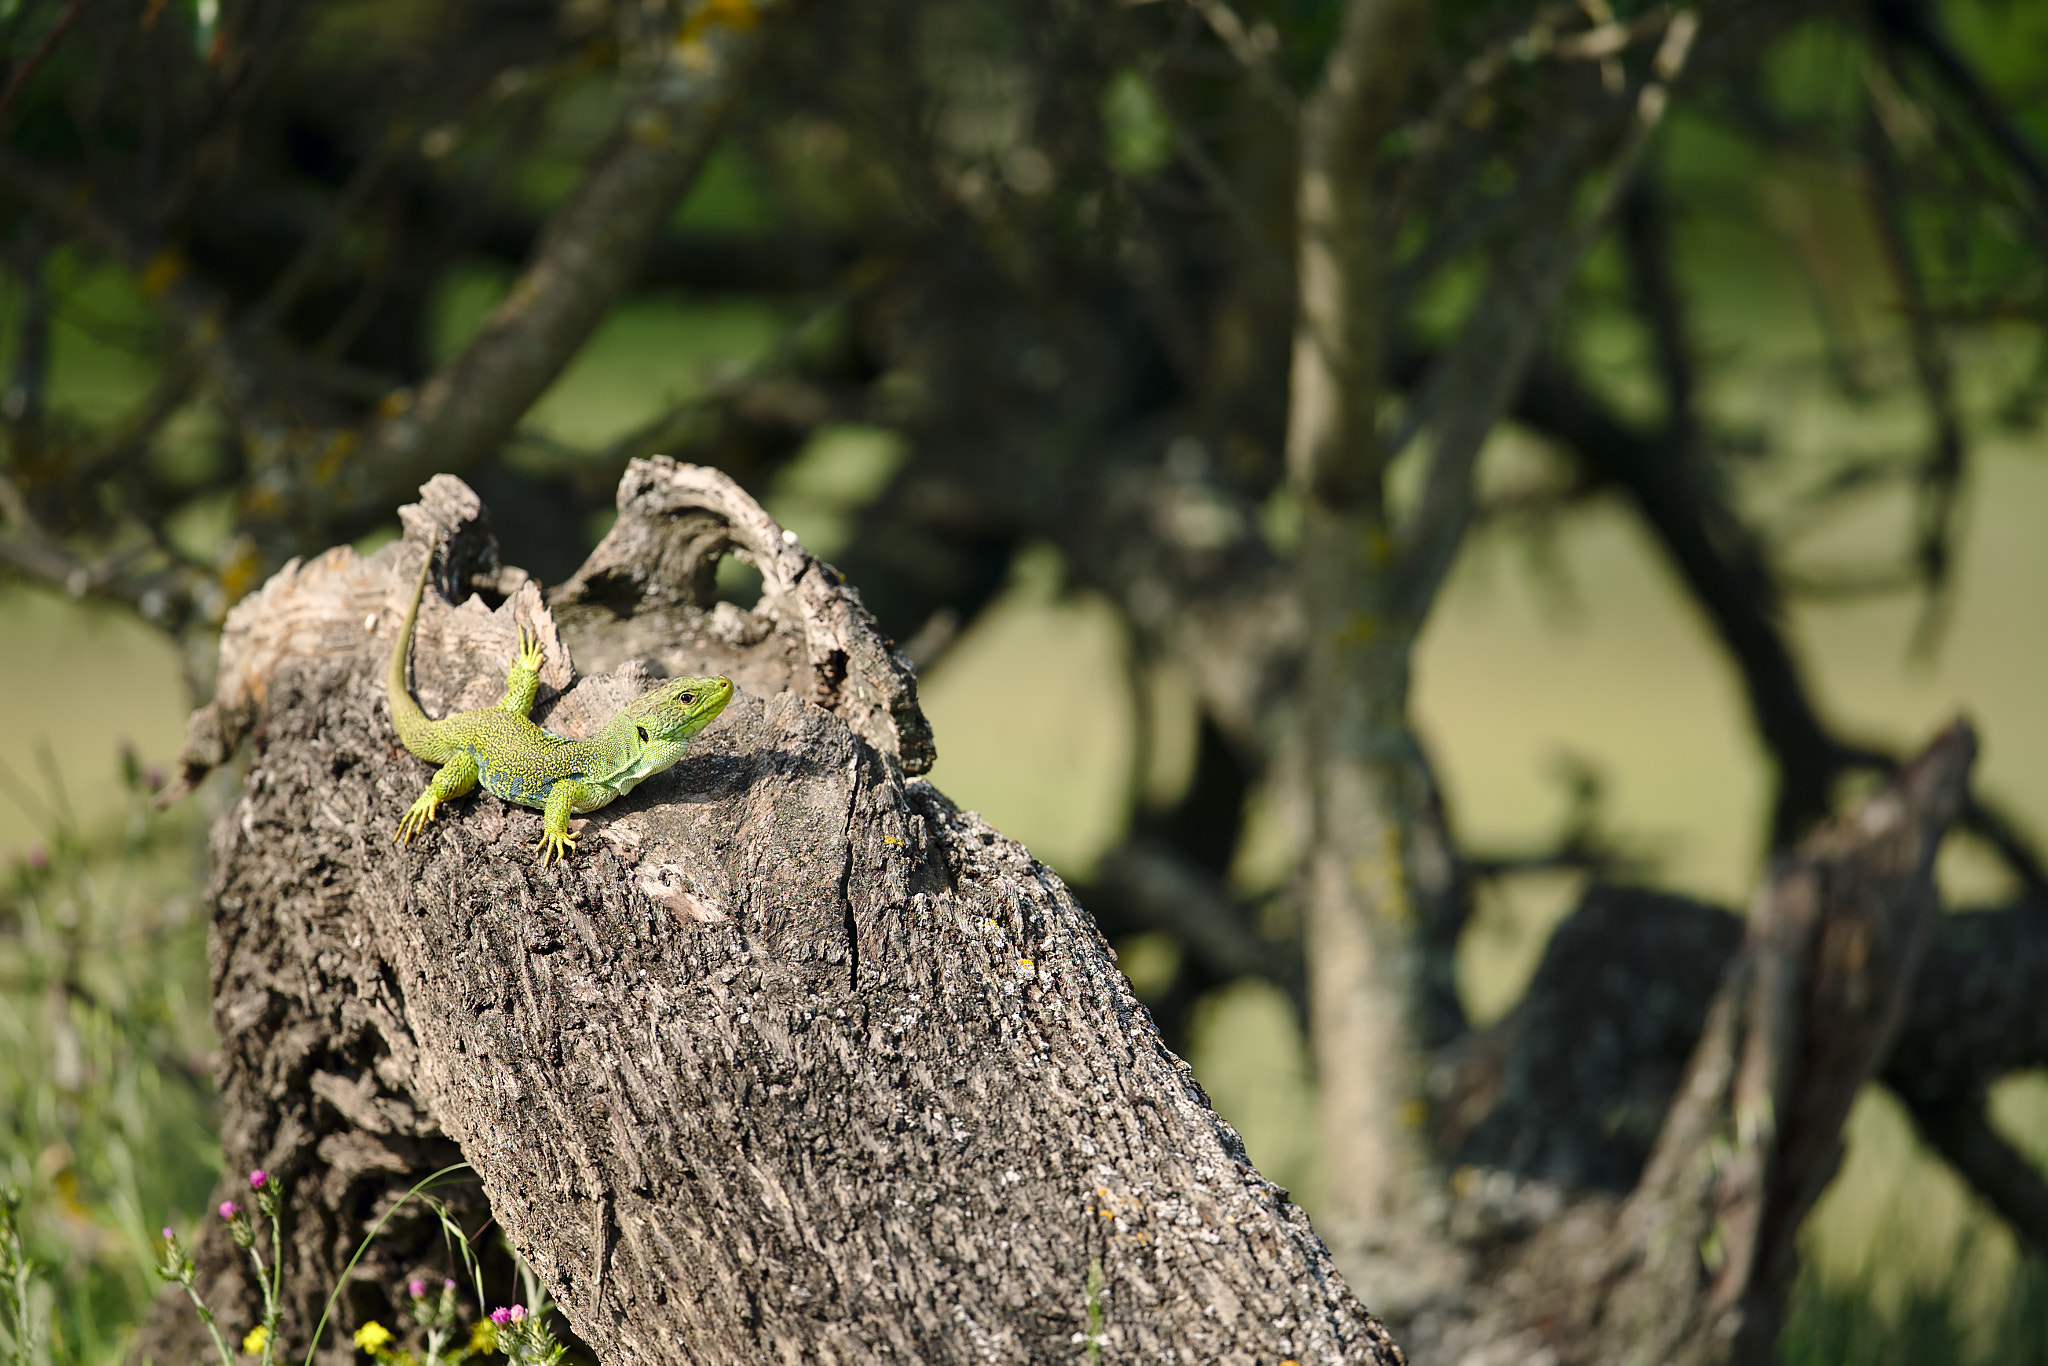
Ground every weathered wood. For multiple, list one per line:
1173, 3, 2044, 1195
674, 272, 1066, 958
551, 457, 936, 777
135, 463, 1402, 1365
1577, 722, 1974, 1365
1385, 725, 1976, 1366
1442, 880, 2048, 1245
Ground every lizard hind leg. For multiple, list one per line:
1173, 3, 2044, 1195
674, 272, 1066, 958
498, 625, 546, 716
394, 752, 480, 845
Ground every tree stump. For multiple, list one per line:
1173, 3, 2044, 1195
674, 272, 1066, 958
135, 461, 1404, 1365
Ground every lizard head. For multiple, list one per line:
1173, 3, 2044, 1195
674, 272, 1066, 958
624, 674, 735, 746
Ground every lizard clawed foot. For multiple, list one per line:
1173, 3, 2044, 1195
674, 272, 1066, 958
514, 625, 545, 675
394, 797, 441, 845
535, 826, 578, 866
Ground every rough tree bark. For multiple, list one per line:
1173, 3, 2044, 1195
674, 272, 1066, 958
135, 461, 1404, 1365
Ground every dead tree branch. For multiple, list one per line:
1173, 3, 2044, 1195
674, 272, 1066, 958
140, 463, 1404, 1365
1580, 723, 1973, 1363
1439, 879, 2048, 1264
1863, 93, 1966, 652
1464, 346, 1869, 843
1869, 0, 2048, 218
315, 11, 779, 549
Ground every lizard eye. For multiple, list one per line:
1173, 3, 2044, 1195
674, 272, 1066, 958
679, 693, 696, 707
635, 724, 651, 743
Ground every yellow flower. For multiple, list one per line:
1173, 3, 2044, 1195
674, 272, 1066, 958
467, 1319, 499, 1354
353, 1321, 394, 1353
242, 1325, 268, 1354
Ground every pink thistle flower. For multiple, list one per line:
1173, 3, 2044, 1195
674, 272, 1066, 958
161, 1227, 175, 1241
490, 1307, 513, 1325
218, 1201, 237, 1220
409, 1279, 427, 1298
248, 1170, 267, 1188
443, 1278, 456, 1290
509, 1305, 527, 1322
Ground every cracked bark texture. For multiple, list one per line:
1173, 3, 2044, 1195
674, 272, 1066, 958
132, 462, 1403, 1365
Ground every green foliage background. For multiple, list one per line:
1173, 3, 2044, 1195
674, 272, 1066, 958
4, 0, 2048, 1359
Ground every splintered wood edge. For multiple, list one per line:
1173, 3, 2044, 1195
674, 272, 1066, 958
556, 455, 935, 774
164, 478, 535, 800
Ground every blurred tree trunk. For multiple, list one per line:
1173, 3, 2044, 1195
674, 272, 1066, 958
1283, 1, 1704, 1317
1282, 0, 1436, 1285
133, 465, 1405, 1366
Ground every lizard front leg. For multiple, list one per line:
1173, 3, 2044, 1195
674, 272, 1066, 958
498, 626, 546, 716
536, 777, 606, 866
395, 751, 480, 845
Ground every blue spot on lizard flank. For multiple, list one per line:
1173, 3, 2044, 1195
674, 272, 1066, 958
472, 752, 527, 801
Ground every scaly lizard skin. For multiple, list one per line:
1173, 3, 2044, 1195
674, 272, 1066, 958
387, 552, 734, 865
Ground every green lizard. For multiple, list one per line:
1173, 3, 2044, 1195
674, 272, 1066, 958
387, 552, 734, 865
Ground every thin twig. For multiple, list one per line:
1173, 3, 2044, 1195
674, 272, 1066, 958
1396, 9, 1699, 618
1871, 0, 2048, 218
586, 262, 883, 470
340, 16, 779, 539
0, 0, 90, 126
1180, 0, 1296, 117
1382, 2, 1667, 241
1863, 87, 1965, 657
245, 129, 406, 336
0, 145, 282, 427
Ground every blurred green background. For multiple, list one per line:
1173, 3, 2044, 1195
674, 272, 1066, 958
4, 0, 2048, 1358
6, 253, 2047, 1351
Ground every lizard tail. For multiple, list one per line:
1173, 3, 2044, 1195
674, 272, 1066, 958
387, 549, 442, 759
